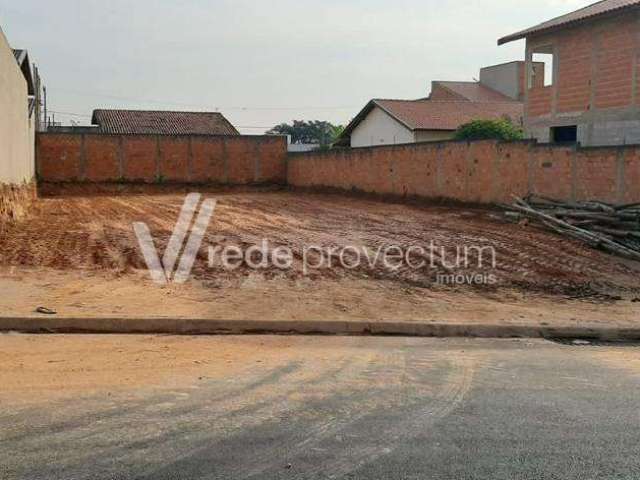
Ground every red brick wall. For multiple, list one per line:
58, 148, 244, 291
528, 12, 639, 118
623, 148, 640, 204
159, 137, 190, 182
556, 27, 592, 113
37, 134, 83, 182
574, 148, 618, 202
123, 136, 157, 183
84, 135, 121, 182
37, 133, 287, 185
288, 141, 640, 205
191, 137, 226, 182
225, 137, 258, 184
595, 18, 635, 110
494, 142, 529, 201
527, 87, 553, 118
37, 133, 639, 205
529, 144, 575, 201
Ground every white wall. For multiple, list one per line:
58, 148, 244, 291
414, 130, 456, 142
350, 106, 415, 148
0, 26, 34, 185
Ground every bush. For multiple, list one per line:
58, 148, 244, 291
454, 119, 524, 142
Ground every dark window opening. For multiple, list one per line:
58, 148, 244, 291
552, 126, 577, 144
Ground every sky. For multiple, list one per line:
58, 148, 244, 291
0, 0, 591, 134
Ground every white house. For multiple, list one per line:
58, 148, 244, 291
335, 62, 533, 148
336, 98, 523, 148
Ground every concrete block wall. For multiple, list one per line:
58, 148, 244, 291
0, 26, 36, 222
287, 140, 640, 205
37, 133, 287, 185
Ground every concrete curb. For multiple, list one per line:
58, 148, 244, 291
0, 317, 639, 340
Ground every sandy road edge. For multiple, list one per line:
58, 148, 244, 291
0, 317, 637, 340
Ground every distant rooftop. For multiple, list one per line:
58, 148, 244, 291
373, 99, 523, 131
91, 109, 240, 136
499, 0, 640, 45
336, 99, 523, 146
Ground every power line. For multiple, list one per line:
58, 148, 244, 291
49, 110, 91, 118
48, 88, 358, 112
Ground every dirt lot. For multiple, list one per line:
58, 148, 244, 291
0, 185, 638, 324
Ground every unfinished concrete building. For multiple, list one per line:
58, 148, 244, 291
499, 0, 640, 146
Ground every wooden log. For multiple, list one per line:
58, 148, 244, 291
509, 198, 640, 261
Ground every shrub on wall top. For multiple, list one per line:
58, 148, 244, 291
454, 119, 524, 142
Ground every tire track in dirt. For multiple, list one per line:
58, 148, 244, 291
2, 347, 378, 478
1, 187, 638, 298
165, 344, 478, 480
296, 352, 477, 479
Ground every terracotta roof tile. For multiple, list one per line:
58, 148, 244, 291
374, 99, 523, 131
499, 0, 640, 45
91, 109, 239, 136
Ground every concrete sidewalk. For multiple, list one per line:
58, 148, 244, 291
2, 268, 638, 341
2, 316, 640, 341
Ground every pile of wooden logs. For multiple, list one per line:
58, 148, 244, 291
503, 195, 640, 261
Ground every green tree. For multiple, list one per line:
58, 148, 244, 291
267, 120, 344, 147
454, 119, 524, 142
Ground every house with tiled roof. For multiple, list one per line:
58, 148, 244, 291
336, 99, 523, 148
499, 0, 640, 146
91, 109, 239, 136
336, 62, 527, 148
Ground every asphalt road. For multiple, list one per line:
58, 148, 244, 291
2, 336, 640, 479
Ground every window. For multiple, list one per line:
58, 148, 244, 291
552, 126, 578, 144
530, 46, 555, 88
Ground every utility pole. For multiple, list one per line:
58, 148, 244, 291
43, 85, 47, 131
33, 64, 44, 132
